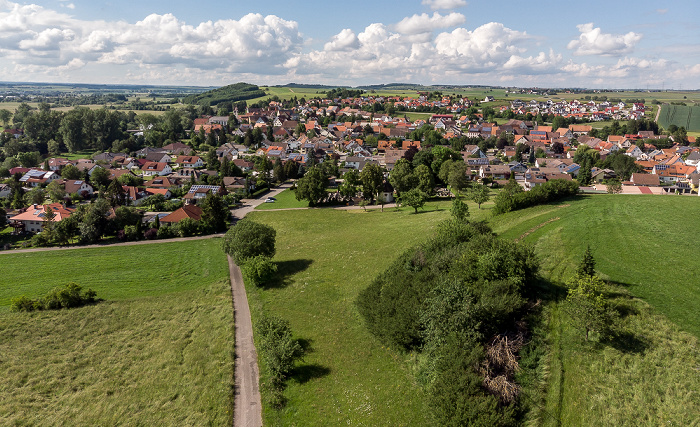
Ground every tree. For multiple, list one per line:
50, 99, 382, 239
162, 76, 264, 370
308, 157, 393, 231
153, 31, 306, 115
295, 166, 328, 207
447, 163, 468, 193
0, 109, 12, 127
273, 160, 286, 183
564, 274, 616, 341
389, 158, 417, 195
0, 206, 6, 229
576, 245, 596, 277
255, 314, 303, 389
360, 163, 384, 201
90, 167, 111, 190
339, 169, 360, 198
552, 141, 565, 155
414, 164, 435, 195
401, 188, 428, 213
222, 219, 276, 264
450, 196, 469, 222
578, 156, 592, 186
60, 164, 81, 180
468, 184, 490, 209
27, 187, 46, 205
200, 193, 229, 232
606, 179, 622, 194
106, 179, 128, 207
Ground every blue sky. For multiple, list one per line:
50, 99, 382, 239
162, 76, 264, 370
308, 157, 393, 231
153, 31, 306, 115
1, 0, 698, 89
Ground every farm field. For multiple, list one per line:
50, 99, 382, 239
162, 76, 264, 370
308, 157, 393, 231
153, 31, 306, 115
0, 239, 234, 425
249, 193, 700, 426
657, 104, 700, 132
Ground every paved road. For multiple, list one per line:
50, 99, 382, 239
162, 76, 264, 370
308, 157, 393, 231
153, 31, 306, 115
229, 256, 263, 427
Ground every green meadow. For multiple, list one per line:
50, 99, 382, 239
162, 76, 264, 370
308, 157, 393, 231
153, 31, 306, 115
248, 194, 700, 426
0, 239, 235, 425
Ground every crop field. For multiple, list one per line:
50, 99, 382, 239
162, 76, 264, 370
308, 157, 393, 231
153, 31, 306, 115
0, 238, 235, 425
657, 104, 700, 132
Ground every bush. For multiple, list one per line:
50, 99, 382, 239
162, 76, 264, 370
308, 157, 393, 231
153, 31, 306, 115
157, 224, 174, 239
12, 283, 98, 312
222, 219, 276, 264
494, 179, 579, 214
144, 228, 158, 240
176, 218, 200, 237
241, 255, 278, 287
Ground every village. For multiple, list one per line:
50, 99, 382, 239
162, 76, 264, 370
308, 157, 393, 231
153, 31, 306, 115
2, 92, 699, 240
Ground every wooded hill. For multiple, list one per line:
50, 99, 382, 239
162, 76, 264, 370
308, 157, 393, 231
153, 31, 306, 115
182, 82, 266, 107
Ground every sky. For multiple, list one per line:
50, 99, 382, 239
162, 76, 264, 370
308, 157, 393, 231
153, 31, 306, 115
0, 0, 699, 89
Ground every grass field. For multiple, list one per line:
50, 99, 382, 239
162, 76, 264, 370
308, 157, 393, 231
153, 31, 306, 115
490, 195, 700, 425
248, 194, 700, 426
244, 203, 495, 426
0, 238, 235, 425
254, 188, 309, 210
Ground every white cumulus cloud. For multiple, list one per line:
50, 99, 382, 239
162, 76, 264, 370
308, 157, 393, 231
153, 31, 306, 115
324, 28, 359, 51
421, 0, 468, 10
394, 12, 465, 35
567, 23, 641, 56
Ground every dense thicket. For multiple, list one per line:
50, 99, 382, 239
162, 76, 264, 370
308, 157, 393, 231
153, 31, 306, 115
356, 220, 539, 425
182, 83, 266, 107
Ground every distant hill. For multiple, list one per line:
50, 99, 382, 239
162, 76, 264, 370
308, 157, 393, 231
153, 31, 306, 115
182, 83, 266, 107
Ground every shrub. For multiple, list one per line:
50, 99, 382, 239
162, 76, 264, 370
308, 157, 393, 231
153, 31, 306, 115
241, 255, 278, 287
222, 219, 276, 264
144, 228, 158, 240
157, 224, 174, 239
176, 218, 200, 237
11, 283, 98, 312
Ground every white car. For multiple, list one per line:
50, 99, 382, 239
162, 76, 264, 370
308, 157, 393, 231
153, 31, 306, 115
264, 198, 275, 203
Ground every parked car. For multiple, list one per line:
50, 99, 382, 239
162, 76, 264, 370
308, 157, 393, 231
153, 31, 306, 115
264, 198, 275, 203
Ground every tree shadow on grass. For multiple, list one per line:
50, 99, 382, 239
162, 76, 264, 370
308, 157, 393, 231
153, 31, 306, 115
289, 337, 332, 384
263, 259, 313, 289
602, 330, 650, 354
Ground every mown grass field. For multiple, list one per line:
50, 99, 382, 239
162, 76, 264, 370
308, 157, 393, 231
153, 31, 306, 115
244, 202, 494, 426
254, 188, 309, 210
249, 193, 700, 426
0, 238, 235, 425
490, 195, 700, 426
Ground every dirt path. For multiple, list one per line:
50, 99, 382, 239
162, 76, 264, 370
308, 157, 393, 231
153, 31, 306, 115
655, 104, 662, 123
228, 256, 263, 427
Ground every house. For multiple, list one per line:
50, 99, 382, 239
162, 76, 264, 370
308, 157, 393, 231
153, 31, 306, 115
160, 205, 203, 224
183, 185, 223, 203
47, 158, 72, 171
57, 179, 94, 197
75, 161, 101, 176
9, 203, 75, 233
172, 156, 204, 168
629, 173, 660, 187
479, 164, 512, 180
569, 125, 593, 136
144, 152, 172, 164
122, 186, 151, 205
19, 170, 60, 187
141, 162, 173, 176
162, 142, 193, 155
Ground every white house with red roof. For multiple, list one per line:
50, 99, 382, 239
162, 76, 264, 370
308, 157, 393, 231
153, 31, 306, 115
141, 162, 173, 176
9, 203, 75, 233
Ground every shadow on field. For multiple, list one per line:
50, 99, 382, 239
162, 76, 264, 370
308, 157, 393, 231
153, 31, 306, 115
602, 330, 649, 354
267, 259, 313, 289
291, 363, 331, 384
290, 337, 332, 384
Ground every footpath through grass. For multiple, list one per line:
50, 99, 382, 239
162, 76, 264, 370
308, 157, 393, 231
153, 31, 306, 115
245, 202, 493, 425
0, 239, 235, 425
491, 194, 700, 426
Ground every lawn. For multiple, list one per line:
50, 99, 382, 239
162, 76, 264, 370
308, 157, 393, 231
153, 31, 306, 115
490, 194, 700, 426
254, 188, 309, 210
245, 203, 493, 426
249, 193, 699, 426
0, 238, 235, 425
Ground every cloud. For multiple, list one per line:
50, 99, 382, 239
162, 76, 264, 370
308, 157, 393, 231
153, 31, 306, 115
324, 28, 359, 51
567, 23, 642, 56
656, 9, 668, 14
421, 0, 468, 10
394, 12, 465, 35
